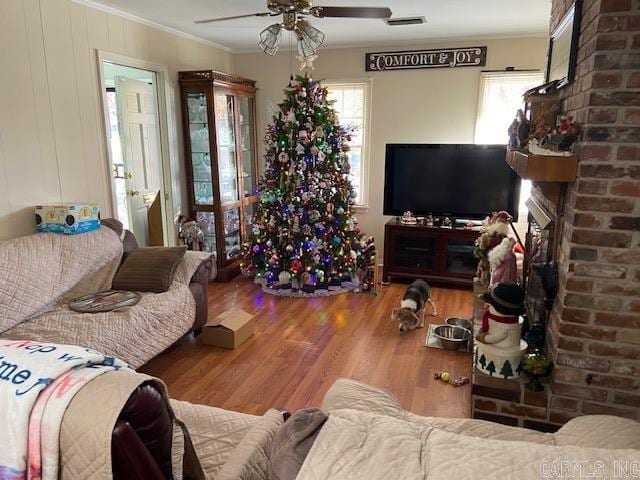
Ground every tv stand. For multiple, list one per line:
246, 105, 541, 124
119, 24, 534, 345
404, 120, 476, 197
383, 218, 480, 287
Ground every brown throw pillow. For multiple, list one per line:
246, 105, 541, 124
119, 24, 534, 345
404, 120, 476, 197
112, 246, 187, 293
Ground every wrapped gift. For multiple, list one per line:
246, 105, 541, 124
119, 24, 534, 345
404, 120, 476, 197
35, 203, 101, 235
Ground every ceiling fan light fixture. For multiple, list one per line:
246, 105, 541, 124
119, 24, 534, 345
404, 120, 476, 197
296, 22, 325, 58
259, 23, 282, 55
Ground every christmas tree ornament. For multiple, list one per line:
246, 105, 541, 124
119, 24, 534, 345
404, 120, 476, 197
297, 53, 318, 71
291, 259, 303, 273
279, 271, 292, 285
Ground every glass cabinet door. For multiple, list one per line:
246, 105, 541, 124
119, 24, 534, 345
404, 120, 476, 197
393, 233, 438, 273
243, 202, 255, 234
443, 236, 477, 276
187, 92, 214, 206
223, 208, 242, 259
214, 92, 239, 204
238, 96, 257, 198
195, 211, 217, 253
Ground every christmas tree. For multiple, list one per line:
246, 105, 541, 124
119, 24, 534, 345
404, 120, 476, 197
242, 75, 375, 293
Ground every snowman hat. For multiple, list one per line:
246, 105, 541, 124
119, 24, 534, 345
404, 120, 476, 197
484, 281, 525, 316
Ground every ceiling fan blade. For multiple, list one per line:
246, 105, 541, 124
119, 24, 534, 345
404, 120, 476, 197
195, 12, 273, 24
312, 6, 392, 19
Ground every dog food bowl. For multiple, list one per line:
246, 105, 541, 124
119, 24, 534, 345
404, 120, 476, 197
446, 317, 473, 332
433, 325, 472, 351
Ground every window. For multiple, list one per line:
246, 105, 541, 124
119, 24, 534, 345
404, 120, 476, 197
326, 81, 370, 207
474, 71, 544, 221
474, 71, 544, 144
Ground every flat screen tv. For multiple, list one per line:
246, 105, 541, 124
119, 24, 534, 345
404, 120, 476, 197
384, 144, 520, 220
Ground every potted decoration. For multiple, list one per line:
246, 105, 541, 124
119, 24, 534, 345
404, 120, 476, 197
522, 349, 553, 392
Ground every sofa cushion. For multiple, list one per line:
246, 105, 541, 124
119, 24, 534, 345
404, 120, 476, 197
321, 378, 403, 418
112, 247, 187, 293
555, 415, 640, 450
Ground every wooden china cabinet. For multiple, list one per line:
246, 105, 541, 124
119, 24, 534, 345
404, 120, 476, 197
179, 70, 259, 281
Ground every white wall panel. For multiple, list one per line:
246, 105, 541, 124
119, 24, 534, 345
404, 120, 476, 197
0, 0, 233, 240
0, 0, 49, 238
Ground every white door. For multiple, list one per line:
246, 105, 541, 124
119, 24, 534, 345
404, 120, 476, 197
114, 75, 163, 246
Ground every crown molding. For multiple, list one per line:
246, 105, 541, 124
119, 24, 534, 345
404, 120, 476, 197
70, 0, 233, 53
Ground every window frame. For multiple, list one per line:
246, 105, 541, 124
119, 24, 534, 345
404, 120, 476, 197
324, 78, 372, 211
474, 70, 545, 145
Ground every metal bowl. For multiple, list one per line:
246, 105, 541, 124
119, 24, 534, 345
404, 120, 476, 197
446, 317, 473, 332
433, 325, 472, 351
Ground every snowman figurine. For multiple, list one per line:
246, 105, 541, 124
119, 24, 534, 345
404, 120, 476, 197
476, 282, 528, 380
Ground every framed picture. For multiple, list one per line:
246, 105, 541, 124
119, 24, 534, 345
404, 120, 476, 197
546, 0, 582, 88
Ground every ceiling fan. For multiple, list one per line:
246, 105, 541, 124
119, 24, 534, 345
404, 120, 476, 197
195, 0, 392, 58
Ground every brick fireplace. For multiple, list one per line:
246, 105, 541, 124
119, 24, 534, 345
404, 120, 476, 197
546, 0, 640, 421
474, 0, 640, 428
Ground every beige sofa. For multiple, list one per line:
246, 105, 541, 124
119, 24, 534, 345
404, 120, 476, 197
57, 374, 640, 480
0, 222, 213, 368
309, 379, 640, 479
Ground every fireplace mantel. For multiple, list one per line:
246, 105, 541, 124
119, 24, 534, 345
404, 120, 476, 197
506, 150, 578, 182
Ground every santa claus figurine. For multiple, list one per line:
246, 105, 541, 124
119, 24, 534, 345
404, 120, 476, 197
488, 237, 518, 286
475, 211, 512, 286
476, 282, 528, 380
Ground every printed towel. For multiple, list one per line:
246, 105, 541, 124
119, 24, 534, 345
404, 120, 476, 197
0, 339, 131, 480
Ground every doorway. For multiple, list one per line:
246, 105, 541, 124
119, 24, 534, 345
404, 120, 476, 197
101, 61, 166, 246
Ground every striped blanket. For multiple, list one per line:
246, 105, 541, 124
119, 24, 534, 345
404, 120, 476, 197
0, 340, 131, 480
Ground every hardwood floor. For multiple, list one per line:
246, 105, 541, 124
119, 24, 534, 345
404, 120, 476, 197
141, 277, 474, 418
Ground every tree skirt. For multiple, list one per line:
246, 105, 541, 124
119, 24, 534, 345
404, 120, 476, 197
255, 277, 360, 297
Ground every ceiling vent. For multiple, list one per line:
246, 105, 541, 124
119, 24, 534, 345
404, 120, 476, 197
385, 16, 426, 26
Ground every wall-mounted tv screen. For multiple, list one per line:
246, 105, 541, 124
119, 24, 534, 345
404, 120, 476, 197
383, 144, 520, 220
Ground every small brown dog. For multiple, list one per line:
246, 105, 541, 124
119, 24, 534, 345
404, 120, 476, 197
392, 280, 438, 332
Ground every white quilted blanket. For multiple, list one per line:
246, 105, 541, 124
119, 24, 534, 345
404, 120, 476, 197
0, 227, 211, 368
297, 409, 640, 480
0, 340, 131, 480
0, 227, 123, 333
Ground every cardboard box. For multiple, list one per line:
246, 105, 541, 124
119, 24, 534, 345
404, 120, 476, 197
202, 309, 254, 348
35, 203, 100, 235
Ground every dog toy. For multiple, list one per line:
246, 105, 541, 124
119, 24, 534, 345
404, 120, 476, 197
434, 371, 469, 387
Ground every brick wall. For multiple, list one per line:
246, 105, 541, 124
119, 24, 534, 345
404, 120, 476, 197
545, 0, 640, 421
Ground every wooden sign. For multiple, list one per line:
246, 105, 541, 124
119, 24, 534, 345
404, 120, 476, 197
366, 46, 487, 72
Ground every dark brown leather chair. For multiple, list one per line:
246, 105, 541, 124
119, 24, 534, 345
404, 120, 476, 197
112, 382, 173, 479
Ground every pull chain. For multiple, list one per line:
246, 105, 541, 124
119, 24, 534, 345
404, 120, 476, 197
289, 29, 294, 85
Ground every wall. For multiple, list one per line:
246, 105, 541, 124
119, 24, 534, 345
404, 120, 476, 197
543, 0, 640, 421
234, 37, 548, 251
0, 0, 233, 240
